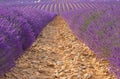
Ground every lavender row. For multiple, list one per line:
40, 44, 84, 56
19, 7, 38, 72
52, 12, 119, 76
62, 4, 120, 79
1, 1, 112, 14
0, 7, 56, 76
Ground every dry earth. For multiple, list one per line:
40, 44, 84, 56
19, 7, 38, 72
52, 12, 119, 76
0, 16, 116, 79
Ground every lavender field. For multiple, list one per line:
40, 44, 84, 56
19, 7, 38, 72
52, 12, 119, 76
0, 0, 120, 79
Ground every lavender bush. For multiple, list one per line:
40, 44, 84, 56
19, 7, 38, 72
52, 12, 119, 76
0, 7, 56, 76
62, 3, 120, 79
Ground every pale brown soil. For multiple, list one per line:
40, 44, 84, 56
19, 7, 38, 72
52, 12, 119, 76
0, 16, 116, 79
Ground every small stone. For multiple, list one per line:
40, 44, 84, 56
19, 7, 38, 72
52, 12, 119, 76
31, 60, 40, 64
56, 61, 62, 65
84, 73, 92, 79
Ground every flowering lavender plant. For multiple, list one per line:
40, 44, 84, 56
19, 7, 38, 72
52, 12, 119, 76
62, 3, 120, 78
0, 6, 56, 76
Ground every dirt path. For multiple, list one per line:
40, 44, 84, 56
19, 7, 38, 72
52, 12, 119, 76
0, 16, 116, 79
